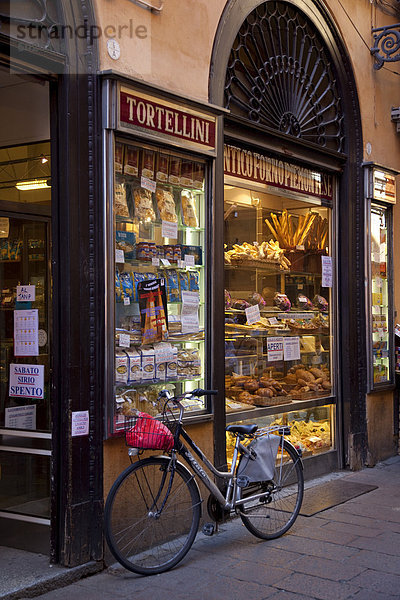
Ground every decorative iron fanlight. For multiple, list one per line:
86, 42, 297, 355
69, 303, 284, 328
224, 1, 345, 152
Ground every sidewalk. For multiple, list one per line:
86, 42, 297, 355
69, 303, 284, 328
5, 455, 400, 600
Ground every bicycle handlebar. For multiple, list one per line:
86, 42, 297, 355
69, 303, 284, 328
191, 388, 218, 398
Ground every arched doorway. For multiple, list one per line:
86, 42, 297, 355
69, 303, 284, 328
210, 0, 367, 472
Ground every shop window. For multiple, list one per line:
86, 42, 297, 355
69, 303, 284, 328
111, 140, 208, 431
224, 172, 335, 458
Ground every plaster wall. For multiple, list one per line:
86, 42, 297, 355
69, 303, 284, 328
366, 391, 397, 464
104, 421, 215, 499
93, 1, 400, 169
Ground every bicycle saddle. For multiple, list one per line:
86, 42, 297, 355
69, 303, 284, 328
225, 424, 258, 435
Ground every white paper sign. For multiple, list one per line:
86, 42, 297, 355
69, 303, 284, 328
181, 291, 200, 334
375, 277, 383, 289
284, 337, 301, 361
162, 220, 178, 239
321, 256, 333, 287
5, 405, 36, 430
14, 309, 39, 356
71, 410, 89, 437
17, 285, 35, 302
245, 304, 261, 325
268, 317, 279, 326
185, 254, 195, 267
152, 257, 160, 266
0, 217, 9, 238
9, 363, 44, 399
161, 258, 171, 267
123, 296, 130, 306
267, 337, 284, 361
115, 249, 125, 263
119, 333, 131, 348
141, 176, 156, 193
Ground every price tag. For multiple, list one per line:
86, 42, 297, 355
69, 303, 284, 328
321, 255, 333, 287
283, 337, 300, 361
115, 249, 125, 263
177, 259, 186, 268
119, 333, 131, 348
181, 291, 200, 334
152, 257, 160, 266
140, 176, 156, 193
123, 297, 130, 306
161, 258, 171, 267
268, 317, 279, 326
162, 220, 178, 239
185, 254, 195, 267
245, 304, 260, 325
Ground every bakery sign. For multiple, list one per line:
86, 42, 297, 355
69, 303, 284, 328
224, 144, 334, 202
119, 86, 217, 154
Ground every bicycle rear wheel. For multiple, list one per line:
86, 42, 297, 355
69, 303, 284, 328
104, 456, 201, 575
238, 439, 303, 539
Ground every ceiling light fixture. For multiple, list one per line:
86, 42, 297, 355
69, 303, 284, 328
16, 179, 51, 191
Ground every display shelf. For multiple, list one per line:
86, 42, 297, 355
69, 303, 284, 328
225, 395, 335, 423
116, 376, 203, 388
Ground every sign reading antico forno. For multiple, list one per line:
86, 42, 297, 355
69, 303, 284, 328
224, 144, 334, 201
119, 87, 216, 154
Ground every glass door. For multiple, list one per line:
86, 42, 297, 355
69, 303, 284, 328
0, 215, 51, 527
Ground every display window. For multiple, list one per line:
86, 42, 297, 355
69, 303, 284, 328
111, 140, 208, 431
224, 169, 336, 458
370, 203, 391, 385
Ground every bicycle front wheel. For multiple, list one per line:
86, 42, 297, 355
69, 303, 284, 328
104, 456, 201, 575
238, 439, 303, 539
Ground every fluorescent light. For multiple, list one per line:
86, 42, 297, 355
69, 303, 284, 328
16, 179, 51, 191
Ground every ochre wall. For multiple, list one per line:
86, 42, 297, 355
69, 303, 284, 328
366, 391, 397, 465
104, 421, 215, 499
97, 0, 400, 474
93, 0, 400, 168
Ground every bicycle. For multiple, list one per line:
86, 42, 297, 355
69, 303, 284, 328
104, 388, 304, 576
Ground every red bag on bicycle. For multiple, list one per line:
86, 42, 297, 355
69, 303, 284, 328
126, 412, 174, 450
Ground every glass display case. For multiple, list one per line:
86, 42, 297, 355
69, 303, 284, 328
369, 202, 393, 387
110, 140, 208, 432
224, 183, 335, 458
226, 404, 335, 467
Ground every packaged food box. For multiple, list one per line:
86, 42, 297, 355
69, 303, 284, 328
126, 348, 141, 383
140, 347, 155, 380
180, 245, 202, 265
116, 230, 136, 260
115, 351, 129, 384
166, 345, 178, 379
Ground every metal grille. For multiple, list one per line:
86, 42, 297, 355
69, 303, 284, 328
224, 1, 345, 152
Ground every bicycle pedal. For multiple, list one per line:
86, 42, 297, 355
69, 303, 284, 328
237, 476, 250, 488
202, 522, 215, 536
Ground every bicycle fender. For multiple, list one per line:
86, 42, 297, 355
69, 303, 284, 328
154, 454, 203, 515
284, 440, 304, 470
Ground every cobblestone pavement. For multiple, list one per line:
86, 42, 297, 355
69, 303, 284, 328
4, 455, 400, 600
